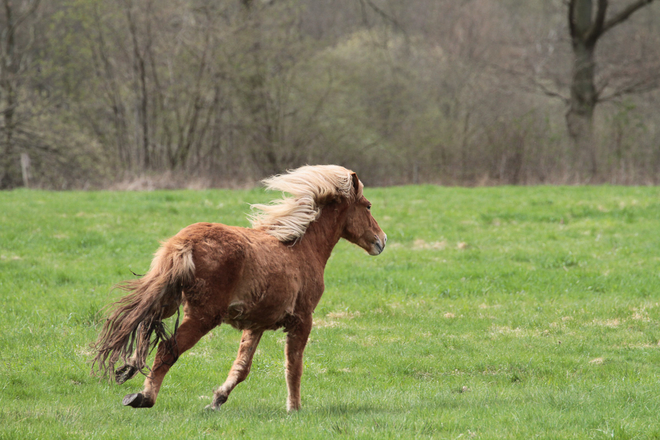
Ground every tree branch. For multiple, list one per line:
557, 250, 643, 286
585, 0, 608, 45
599, 75, 660, 101
3, 0, 40, 38
601, 0, 656, 35
358, 0, 405, 34
568, 0, 576, 40
489, 62, 569, 104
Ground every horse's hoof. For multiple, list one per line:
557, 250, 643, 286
205, 394, 227, 411
115, 365, 138, 384
122, 393, 153, 408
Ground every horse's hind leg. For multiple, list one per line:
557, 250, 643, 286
114, 324, 150, 384
116, 303, 181, 385
208, 329, 263, 410
123, 314, 214, 408
115, 357, 140, 384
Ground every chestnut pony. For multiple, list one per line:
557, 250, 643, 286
92, 165, 387, 411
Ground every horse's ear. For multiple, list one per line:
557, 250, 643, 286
350, 172, 362, 197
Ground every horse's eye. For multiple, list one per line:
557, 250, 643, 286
367, 205, 372, 211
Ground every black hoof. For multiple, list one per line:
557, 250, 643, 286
123, 393, 153, 408
115, 365, 138, 384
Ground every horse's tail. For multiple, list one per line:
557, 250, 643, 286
91, 238, 194, 381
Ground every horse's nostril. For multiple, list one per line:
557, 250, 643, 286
384, 234, 387, 243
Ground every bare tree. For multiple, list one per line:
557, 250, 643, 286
0, 0, 40, 188
123, 0, 153, 170
566, 0, 656, 175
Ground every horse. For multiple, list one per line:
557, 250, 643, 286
91, 165, 387, 411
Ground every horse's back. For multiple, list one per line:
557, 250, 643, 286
174, 221, 258, 286
174, 222, 302, 329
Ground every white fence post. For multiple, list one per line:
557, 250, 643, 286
20, 153, 31, 188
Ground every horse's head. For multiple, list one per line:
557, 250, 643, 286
250, 165, 387, 254
340, 173, 387, 256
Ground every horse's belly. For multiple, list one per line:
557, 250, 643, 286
224, 278, 301, 331
223, 296, 297, 330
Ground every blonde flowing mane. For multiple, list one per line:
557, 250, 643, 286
250, 165, 358, 242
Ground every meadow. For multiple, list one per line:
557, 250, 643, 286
1, 185, 660, 439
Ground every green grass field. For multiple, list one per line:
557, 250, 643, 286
2, 185, 660, 439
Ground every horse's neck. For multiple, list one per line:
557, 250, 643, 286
297, 203, 345, 267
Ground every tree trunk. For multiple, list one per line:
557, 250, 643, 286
566, 40, 598, 176
567, 0, 600, 177
125, 0, 151, 171
566, 0, 657, 178
1, 0, 16, 188
1, 0, 41, 188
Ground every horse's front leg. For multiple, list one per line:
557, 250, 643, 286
285, 316, 312, 412
208, 329, 264, 410
123, 314, 214, 408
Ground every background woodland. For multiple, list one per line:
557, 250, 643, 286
1, 0, 660, 189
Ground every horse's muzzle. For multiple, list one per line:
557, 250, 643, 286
369, 233, 387, 256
